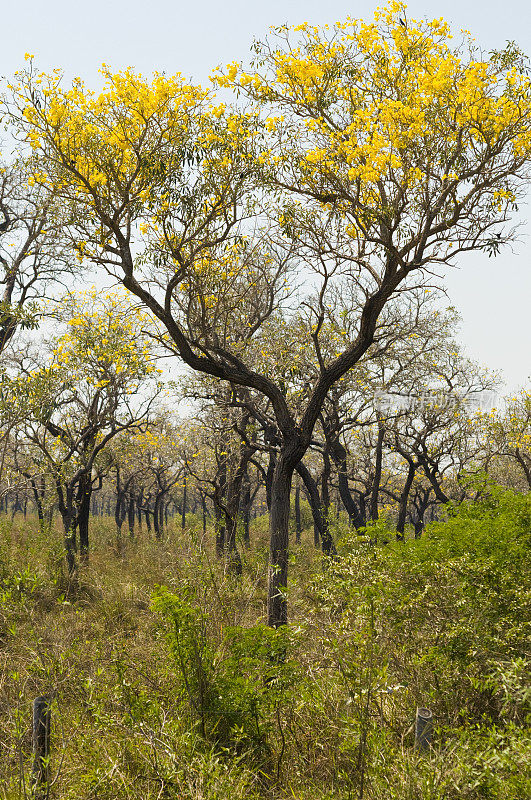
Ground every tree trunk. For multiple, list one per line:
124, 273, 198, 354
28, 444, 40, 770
224, 444, 253, 576
268, 453, 294, 628
214, 502, 225, 556
136, 491, 143, 529
201, 492, 207, 537
160, 497, 165, 532
396, 461, 416, 540
329, 436, 366, 529
11, 494, 20, 520
154, 492, 166, 540
265, 454, 275, 511
60, 511, 77, 576
30, 478, 45, 530
369, 421, 385, 521
78, 488, 91, 564
296, 461, 336, 555
214, 459, 227, 556
412, 486, 433, 538
153, 498, 161, 540
242, 478, 251, 547
294, 485, 302, 544
76, 474, 92, 564
339, 467, 364, 528
56, 481, 77, 575
321, 448, 331, 514
181, 476, 187, 530
224, 515, 242, 575
421, 462, 450, 504
114, 495, 126, 553
513, 448, 531, 488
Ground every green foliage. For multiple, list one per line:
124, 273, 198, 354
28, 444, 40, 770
319, 487, 530, 724
152, 584, 300, 757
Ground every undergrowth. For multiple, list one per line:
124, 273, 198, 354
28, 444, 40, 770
0, 486, 529, 799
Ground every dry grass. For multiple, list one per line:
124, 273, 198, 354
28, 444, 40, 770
1, 506, 529, 800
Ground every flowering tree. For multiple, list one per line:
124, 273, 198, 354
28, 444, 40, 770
487, 389, 531, 488
9, 1, 531, 624
11, 292, 160, 572
0, 150, 69, 355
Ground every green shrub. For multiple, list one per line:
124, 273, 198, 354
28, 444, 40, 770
305, 487, 531, 796
152, 585, 300, 760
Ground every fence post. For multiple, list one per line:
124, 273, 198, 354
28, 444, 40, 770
414, 706, 433, 751
32, 695, 51, 799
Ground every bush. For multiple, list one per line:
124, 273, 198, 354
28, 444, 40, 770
152, 585, 301, 761
304, 486, 531, 796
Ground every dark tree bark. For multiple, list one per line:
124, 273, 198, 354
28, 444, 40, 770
127, 494, 136, 538
420, 460, 450, 504
295, 460, 336, 556
294, 484, 302, 544
241, 477, 251, 547
369, 420, 386, 521
265, 453, 275, 512
144, 499, 152, 533
114, 468, 128, 552
55, 481, 77, 576
268, 450, 295, 628
223, 437, 254, 576
200, 490, 208, 537
396, 460, 416, 540
213, 458, 227, 557
157, 493, 165, 538
323, 409, 366, 529
136, 489, 144, 531
214, 504, 225, 556
153, 494, 163, 540
321, 447, 331, 514
338, 466, 366, 528
30, 477, 46, 529
181, 476, 187, 530
411, 485, 434, 538
77, 474, 92, 563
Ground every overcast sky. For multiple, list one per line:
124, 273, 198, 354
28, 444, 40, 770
2, 0, 530, 393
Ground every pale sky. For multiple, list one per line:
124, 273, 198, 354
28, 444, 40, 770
2, 0, 530, 393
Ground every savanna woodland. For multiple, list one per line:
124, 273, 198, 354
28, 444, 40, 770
1, 2, 530, 798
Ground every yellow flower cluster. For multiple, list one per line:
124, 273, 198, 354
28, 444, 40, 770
220, 0, 531, 209
47, 291, 158, 390
18, 66, 208, 204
